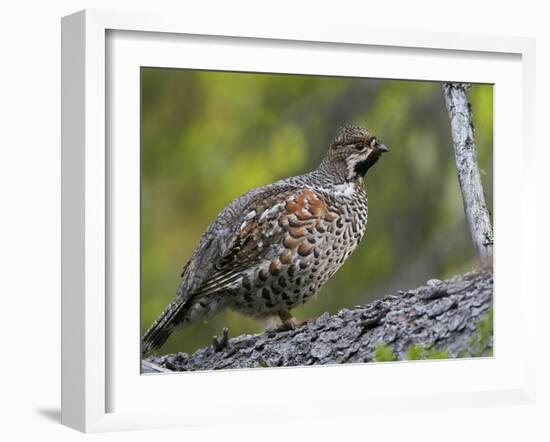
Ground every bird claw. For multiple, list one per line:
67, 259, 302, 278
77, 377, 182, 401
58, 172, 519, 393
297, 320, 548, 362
212, 327, 229, 352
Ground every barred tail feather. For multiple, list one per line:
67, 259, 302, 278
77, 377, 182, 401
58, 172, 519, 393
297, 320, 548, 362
142, 299, 189, 355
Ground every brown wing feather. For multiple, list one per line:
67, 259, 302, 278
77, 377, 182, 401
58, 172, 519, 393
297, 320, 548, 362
189, 187, 339, 296
188, 186, 299, 296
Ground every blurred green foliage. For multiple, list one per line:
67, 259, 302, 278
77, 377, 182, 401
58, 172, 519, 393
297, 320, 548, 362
141, 68, 493, 355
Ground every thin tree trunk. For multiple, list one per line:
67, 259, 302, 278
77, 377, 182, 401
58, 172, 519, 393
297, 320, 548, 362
442, 83, 493, 267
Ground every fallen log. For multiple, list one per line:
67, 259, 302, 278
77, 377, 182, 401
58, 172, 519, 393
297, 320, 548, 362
143, 268, 493, 373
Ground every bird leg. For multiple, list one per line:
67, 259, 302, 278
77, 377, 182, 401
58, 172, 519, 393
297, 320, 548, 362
274, 318, 305, 332
259, 311, 307, 334
276, 310, 306, 332
259, 314, 284, 331
283, 318, 306, 331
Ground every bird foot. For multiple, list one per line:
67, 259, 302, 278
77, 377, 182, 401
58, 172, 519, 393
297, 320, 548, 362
212, 327, 229, 352
273, 317, 308, 333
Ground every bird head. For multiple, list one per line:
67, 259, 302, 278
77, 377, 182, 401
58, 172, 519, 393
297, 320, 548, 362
324, 124, 389, 182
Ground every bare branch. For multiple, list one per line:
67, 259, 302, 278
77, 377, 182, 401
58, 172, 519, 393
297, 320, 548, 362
442, 83, 493, 267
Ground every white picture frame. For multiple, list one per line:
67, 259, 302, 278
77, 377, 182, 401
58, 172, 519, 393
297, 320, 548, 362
61, 9, 537, 433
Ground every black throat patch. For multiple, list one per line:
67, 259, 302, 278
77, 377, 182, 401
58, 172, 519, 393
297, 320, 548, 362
354, 152, 382, 177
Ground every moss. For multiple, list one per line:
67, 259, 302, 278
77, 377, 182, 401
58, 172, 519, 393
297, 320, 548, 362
476, 305, 494, 351
467, 305, 494, 357
425, 348, 449, 359
374, 343, 397, 362
406, 344, 449, 360
406, 344, 425, 360
457, 305, 494, 358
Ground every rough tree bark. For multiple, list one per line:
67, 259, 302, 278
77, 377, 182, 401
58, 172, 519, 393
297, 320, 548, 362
142, 268, 493, 373
442, 83, 494, 266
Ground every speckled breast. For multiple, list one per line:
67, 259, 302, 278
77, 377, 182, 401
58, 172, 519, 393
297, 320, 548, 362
231, 184, 368, 317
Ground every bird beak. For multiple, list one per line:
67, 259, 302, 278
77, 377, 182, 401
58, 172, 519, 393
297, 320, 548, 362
376, 143, 389, 153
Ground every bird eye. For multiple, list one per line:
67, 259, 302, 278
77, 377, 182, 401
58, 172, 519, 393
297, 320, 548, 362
355, 143, 366, 151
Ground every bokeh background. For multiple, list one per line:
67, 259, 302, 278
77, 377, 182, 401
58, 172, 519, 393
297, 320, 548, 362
141, 68, 493, 355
